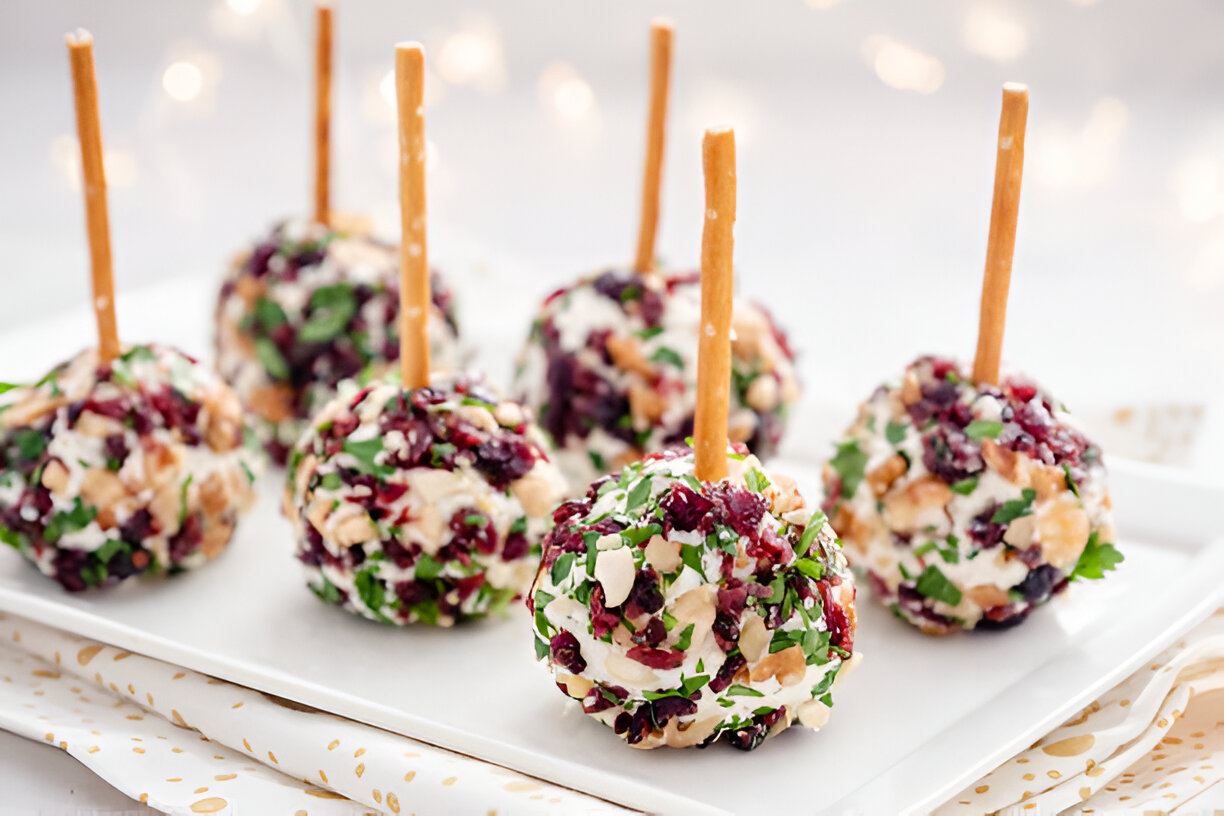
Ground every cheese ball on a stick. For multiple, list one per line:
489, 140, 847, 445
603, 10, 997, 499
530, 127, 857, 750
0, 345, 259, 591
823, 85, 1121, 634
215, 220, 460, 464
512, 22, 800, 492
214, 5, 461, 464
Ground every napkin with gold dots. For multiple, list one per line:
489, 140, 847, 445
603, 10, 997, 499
2, 608, 1223, 815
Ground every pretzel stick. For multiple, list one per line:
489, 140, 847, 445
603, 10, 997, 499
396, 43, 430, 389
693, 127, 736, 483
66, 30, 119, 365
633, 19, 674, 274
313, 2, 333, 226
972, 83, 1029, 385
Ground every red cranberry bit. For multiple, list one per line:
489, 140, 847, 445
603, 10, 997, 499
625, 645, 686, 670
819, 580, 854, 653
588, 586, 621, 638
623, 568, 665, 619
549, 631, 587, 673
659, 484, 714, 533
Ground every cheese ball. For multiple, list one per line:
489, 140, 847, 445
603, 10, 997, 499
822, 355, 1120, 634
0, 345, 261, 591
216, 219, 462, 464
286, 375, 566, 627
513, 269, 800, 492
529, 446, 857, 750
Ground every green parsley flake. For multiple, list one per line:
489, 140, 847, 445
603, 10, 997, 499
914, 564, 963, 606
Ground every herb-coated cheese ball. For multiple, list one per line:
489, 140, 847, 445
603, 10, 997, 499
822, 355, 1120, 634
529, 446, 857, 750
216, 219, 462, 464
285, 376, 566, 627
513, 269, 800, 492
0, 345, 261, 591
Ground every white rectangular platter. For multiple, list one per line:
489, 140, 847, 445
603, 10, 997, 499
1, 282, 1222, 814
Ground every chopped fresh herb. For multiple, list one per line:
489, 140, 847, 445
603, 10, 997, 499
965, 420, 1004, 441
253, 298, 288, 330
744, 468, 770, 494
829, 441, 868, 498
0, 383, 17, 394
94, 538, 130, 564
550, 552, 576, 585
583, 531, 600, 576
795, 510, 828, 557
311, 574, 342, 604
793, 558, 824, 581
463, 514, 487, 526
726, 683, 765, 698
679, 544, 705, 578
510, 516, 528, 536
341, 437, 392, 477
44, 498, 98, 543
621, 524, 662, 546
679, 673, 708, 696
354, 569, 390, 618
1069, 532, 1123, 581
914, 564, 963, 606
949, 475, 979, 495
634, 325, 665, 340
650, 347, 684, 369
13, 429, 45, 461
885, 421, 908, 445
625, 476, 652, 512
415, 553, 444, 581
1063, 463, 1081, 498
298, 284, 356, 343
991, 488, 1037, 524
674, 624, 696, 651
0, 525, 23, 550
533, 636, 550, 660
460, 395, 497, 411
319, 473, 343, 491
430, 442, 457, 466
254, 336, 290, 380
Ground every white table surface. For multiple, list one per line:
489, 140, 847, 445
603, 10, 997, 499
3, 0, 1223, 810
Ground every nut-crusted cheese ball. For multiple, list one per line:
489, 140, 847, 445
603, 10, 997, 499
529, 446, 857, 750
0, 345, 261, 591
286, 376, 567, 627
822, 355, 1120, 634
513, 269, 800, 492
216, 219, 462, 464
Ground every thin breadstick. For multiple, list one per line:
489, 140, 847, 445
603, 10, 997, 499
693, 127, 736, 483
313, 2, 333, 226
972, 83, 1029, 385
395, 43, 430, 389
633, 19, 674, 274
66, 30, 119, 365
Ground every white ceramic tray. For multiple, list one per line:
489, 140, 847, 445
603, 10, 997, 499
1, 283, 1223, 814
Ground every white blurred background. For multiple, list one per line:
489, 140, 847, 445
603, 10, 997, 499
1, 0, 1222, 471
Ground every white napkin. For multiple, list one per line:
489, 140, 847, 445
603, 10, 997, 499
0, 612, 633, 816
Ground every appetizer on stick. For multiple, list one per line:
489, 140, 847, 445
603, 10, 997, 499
285, 44, 564, 626
822, 85, 1120, 634
529, 129, 857, 750
513, 21, 800, 492
0, 32, 259, 591
215, 3, 461, 464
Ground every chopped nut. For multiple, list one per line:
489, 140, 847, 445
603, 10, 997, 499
455, 405, 498, 433
866, 455, 908, 497
737, 613, 770, 663
74, 411, 124, 438
605, 334, 654, 378
149, 483, 182, 537
205, 415, 241, 453
749, 643, 806, 687
643, 534, 681, 573
660, 715, 722, 748
745, 375, 780, 412
40, 460, 70, 495
201, 520, 234, 559
511, 468, 562, 518
901, 370, 922, 405
199, 473, 229, 516
671, 584, 717, 653
1036, 496, 1091, 569
593, 545, 635, 607
559, 673, 593, 700
234, 274, 264, 306
1003, 514, 1036, 548
306, 500, 331, 532
768, 472, 803, 514
81, 469, 126, 509
1031, 465, 1066, 501
605, 652, 658, 686
142, 445, 181, 490
2, 394, 69, 429
882, 477, 952, 533
331, 509, 377, 548
628, 382, 667, 426
726, 410, 756, 444
492, 401, 524, 428
797, 698, 831, 729
248, 384, 295, 424
965, 584, 1012, 609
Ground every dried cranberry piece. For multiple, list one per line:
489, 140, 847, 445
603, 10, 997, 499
549, 631, 587, 673
103, 434, 128, 465
448, 510, 497, 555
1014, 564, 1065, 603
168, 515, 203, 565
502, 532, 529, 562
472, 437, 534, 487
659, 485, 714, 533
709, 654, 747, 693
588, 586, 621, 638
819, 580, 854, 653
625, 645, 685, 670
649, 695, 698, 727
967, 505, 1007, 549
623, 568, 664, 618
631, 616, 667, 647
713, 486, 767, 537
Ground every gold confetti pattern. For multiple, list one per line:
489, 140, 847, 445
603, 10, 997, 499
0, 612, 632, 814
936, 609, 1224, 814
